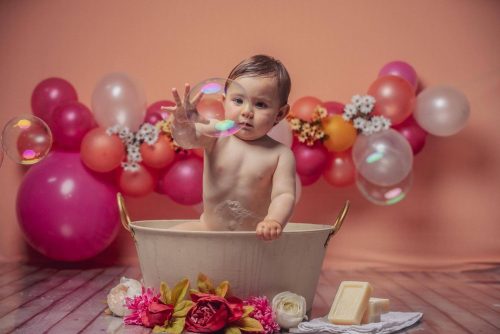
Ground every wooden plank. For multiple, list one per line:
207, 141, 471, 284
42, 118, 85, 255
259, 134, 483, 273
13, 267, 126, 333
0, 268, 103, 332
46, 267, 141, 334
0, 265, 41, 286
449, 271, 500, 297
0, 267, 58, 300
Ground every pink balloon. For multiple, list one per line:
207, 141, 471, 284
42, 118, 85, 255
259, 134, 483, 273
16, 151, 120, 261
31, 78, 78, 123
393, 116, 427, 155
323, 151, 356, 187
50, 101, 95, 151
161, 156, 203, 205
323, 101, 345, 116
268, 120, 293, 147
293, 142, 329, 186
378, 61, 418, 90
145, 100, 175, 125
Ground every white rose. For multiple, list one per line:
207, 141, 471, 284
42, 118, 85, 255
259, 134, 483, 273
106, 277, 143, 316
272, 291, 307, 329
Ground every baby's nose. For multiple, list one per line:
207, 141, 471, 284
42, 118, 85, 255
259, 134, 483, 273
241, 107, 254, 119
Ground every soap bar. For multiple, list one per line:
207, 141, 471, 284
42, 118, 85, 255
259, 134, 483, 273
361, 297, 390, 324
328, 281, 372, 325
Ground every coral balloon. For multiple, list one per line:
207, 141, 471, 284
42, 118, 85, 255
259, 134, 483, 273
293, 142, 329, 186
414, 86, 470, 136
92, 73, 146, 130
290, 96, 323, 121
80, 127, 125, 172
118, 164, 156, 197
368, 76, 415, 125
322, 115, 357, 152
393, 116, 427, 155
31, 78, 78, 123
16, 151, 120, 261
378, 61, 418, 90
50, 101, 95, 151
161, 156, 203, 205
357, 171, 413, 206
323, 151, 356, 187
140, 135, 175, 169
268, 120, 293, 147
145, 100, 175, 125
323, 101, 345, 116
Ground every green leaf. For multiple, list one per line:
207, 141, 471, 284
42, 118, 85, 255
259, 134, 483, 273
171, 278, 190, 306
173, 300, 194, 317
224, 326, 242, 334
160, 282, 172, 305
197, 273, 214, 293
235, 316, 264, 332
152, 317, 186, 334
242, 306, 254, 318
215, 280, 230, 297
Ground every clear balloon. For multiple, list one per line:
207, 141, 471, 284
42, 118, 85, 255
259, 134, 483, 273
268, 119, 293, 147
16, 151, 120, 261
368, 76, 415, 125
378, 61, 418, 90
186, 78, 249, 137
50, 101, 95, 151
290, 96, 323, 121
323, 151, 356, 187
293, 142, 329, 186
356, 171, 413, 205
352, 129, 413, 186
2, 115, 53, 165
31, 77, 78, 124
92, 73, 147, 130
414, 86, 470, 136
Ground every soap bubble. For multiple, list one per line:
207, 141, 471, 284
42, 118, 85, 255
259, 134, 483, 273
2, 115, 53, 165
186, 78, 249, 137
0, 144, 4, 168
356, 172, 412, 205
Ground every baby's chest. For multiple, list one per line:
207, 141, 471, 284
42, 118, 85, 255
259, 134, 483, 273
209, 150, 277, 183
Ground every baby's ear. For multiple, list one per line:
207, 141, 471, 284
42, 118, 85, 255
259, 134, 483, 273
274, 104, 290, 125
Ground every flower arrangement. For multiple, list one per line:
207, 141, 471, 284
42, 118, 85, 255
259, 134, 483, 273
287, 105, 327, 146
341, 94, 391, 135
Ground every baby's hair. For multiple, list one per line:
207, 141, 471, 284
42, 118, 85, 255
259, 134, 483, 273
227, 55, 291, 107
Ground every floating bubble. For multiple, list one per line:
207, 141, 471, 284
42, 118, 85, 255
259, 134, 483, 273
186, 78, 249, 137
1, 115, 53, 165
356, 172, 413, 205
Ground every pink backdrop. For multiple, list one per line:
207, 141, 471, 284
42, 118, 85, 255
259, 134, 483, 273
1, 0, 499, 270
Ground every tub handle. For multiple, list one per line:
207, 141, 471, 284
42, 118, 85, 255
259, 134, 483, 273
324, 200, 350, 247
117, 192, 135, 238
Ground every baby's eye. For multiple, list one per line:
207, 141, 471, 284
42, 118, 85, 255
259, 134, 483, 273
232, 98, 244, 105
255, 102, 268, 109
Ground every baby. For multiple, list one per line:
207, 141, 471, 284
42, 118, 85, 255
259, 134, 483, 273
168, 55, 296, 241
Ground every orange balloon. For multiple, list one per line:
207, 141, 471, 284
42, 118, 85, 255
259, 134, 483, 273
368, 76, 415, 125
196, 98, 225, 121
290, 96, 323, 121
80, 127, 125, 172
118, 163, 155, 197
322, 115, 357, 152
140, 135, 175, 169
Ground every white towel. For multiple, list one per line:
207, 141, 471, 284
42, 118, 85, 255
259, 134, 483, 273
289, 312, 423, 334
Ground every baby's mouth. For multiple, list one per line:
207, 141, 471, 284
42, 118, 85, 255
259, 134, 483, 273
239, 122, 253, 128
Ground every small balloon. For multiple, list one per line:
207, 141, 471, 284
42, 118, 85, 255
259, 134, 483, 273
368, 76, 415, 125
31, 78, 78, 123
393, 116, 427, 155
118, 164, 156, 197
322, 115, 357, 152
161, 156, 203, 205
2, 115, 53, 165
92, 73, 147, 130
268, 120, 293, 147
140, 135, 175, 169
323, 151, 356, 187
293, 142, 329, 186
378, 61, 418, 90
50, 101, 95, 151
80, 127, 125, 173
145, 100, 175, 125
323, 101, 345, 116
290, 96, 323, 121
352, 129, 413, 186
414, 86, 470, 136
357, 171, 413, 205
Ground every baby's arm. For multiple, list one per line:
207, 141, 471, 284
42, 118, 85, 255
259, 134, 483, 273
256, 149, 296, 241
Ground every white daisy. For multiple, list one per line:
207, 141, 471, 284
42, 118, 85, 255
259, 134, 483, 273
360, 104, 372, 115
353, 117, 366, 129
351, 95, 363, 107
344, 103, 357, 115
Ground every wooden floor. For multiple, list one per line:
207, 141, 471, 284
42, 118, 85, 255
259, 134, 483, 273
0, 263, 498, 333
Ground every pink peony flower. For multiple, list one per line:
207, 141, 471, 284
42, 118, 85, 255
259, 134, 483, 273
124, 287, 173, 327
244, 296, 280, 334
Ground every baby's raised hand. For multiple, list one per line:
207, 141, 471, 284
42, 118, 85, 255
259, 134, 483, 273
256, 219, 283, 241
164, 83, 206, 124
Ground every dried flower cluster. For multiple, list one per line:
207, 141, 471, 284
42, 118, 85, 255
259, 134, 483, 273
287, 106, 328, 146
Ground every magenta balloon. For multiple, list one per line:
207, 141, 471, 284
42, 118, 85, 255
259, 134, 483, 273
393, 116, 427, 155
145, 100, 175, 125
323, 101, 345, 116
31, 78, 78, 123
50, 101, 95, 151
161, 156, 203, 205
378, 61, 418, 90
293, 142, 328, 186
16, 151, 120, 261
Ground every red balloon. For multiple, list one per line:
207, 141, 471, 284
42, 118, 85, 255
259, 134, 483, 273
323, 101, 345, 116
140, 135, 175, 169
290, 96, 323, 121
31, 78, 78, 123
50, 101, 95, 151
393, 116, 427, 155
80, 128, 125, 172
368, 76, 415, 125
161, 156, 203, 205
118, 163, 156, 197
292, 142, 329, 186
323, 151, 356, 187
145, 100, 175, 125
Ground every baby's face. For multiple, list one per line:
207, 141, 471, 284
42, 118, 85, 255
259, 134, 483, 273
224, 76, 288, 141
